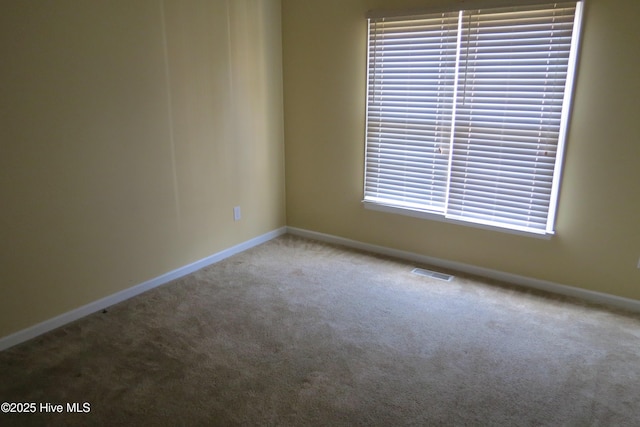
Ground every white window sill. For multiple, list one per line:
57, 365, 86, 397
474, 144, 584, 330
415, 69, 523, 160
362, 200, 554, 240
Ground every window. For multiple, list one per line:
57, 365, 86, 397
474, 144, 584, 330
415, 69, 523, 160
364, 1, 583, 236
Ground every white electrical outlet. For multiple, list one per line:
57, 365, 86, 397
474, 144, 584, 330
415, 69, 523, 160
233, 206, 241, 221
637, 256, 640, 269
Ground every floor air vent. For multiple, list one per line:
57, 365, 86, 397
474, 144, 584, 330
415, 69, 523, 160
411, 268, 454, 282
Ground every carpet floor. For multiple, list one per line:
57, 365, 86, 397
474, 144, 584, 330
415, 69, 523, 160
1, 234, 640, 426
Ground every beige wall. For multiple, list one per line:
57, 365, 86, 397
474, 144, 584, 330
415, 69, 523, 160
0, 0, 285, 338
282, 0, 640, 299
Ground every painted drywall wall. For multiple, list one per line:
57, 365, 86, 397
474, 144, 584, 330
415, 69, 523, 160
0, 0, 285, 338
282, 0, 640, 299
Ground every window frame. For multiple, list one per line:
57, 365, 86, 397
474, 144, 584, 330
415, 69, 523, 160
363, 1, 584, 238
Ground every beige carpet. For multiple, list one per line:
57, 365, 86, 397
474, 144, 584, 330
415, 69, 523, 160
1, 234, 640, 426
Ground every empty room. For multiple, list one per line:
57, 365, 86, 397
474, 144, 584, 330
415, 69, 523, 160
1, 0, 639, 425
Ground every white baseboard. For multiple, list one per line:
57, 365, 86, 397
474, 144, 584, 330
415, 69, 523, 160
3, 225, 637, 352
0, 227, 287, 352
287, 227, 640, 314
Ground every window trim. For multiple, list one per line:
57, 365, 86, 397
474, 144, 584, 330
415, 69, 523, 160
363, 200, 552, 239
366, 0, 582, 19
363, 1, 584, 237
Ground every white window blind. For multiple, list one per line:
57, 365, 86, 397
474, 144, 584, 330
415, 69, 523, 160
364, 2, 582, 235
